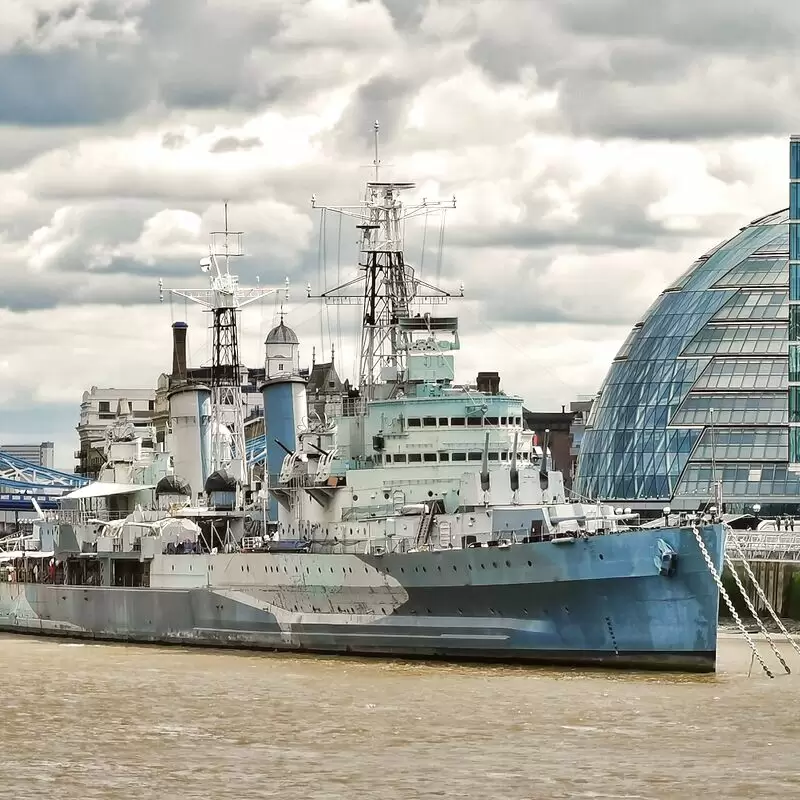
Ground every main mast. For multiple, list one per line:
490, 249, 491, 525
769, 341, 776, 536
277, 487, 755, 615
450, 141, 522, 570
160, 205, 287, 497
311, 121, 458, 400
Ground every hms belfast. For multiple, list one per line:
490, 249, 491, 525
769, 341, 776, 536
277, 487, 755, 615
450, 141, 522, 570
0, 129, 726, 672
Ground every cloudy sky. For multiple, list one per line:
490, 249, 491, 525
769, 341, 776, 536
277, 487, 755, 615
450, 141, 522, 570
1, 0, 798, 469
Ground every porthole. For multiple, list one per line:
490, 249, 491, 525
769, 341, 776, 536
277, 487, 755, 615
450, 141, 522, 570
505, 560, 511, 567
452, 565, 457, 571
599, 554, 604, 560
527, 560, 532, 567
353, 495, 359, 501
468, 564, 473, 570
480, 564, 485, 569
492, 562, 497, 568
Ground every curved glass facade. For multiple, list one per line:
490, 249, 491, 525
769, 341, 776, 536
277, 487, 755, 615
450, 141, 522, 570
574, 208, 796, 512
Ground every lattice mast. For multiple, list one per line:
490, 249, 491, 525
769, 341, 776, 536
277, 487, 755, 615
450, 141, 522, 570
311, 121, 458, 399
159, 205, 288, 494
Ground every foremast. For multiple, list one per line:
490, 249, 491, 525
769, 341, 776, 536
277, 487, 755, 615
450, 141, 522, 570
311, 121, 459, 400
159, 206, 288, 497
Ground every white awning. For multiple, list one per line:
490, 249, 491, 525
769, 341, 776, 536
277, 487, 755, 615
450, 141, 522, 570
61, 483, 155, 501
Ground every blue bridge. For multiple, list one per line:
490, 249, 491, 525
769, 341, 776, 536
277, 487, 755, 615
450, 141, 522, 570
0, 451, 90, 512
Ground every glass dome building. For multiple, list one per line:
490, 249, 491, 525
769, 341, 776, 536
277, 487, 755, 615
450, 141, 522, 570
574, 206, 793, 514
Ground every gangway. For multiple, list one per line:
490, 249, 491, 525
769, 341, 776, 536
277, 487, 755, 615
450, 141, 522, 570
0, 450, 89, 512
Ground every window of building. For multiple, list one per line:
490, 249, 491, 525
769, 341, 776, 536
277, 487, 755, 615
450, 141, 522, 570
148, 400, 155, 411
99, 401, 110, 413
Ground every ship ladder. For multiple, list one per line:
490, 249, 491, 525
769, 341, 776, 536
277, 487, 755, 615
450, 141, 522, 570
691, 526, 774, 679
727, 529, 800, 662
415, 505, 436, 549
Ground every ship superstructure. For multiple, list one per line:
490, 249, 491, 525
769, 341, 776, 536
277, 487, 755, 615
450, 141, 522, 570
0, 128, 728, 673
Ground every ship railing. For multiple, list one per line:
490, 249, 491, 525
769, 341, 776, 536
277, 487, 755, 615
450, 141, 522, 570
727, 530, 800, 562
54, 510, 133, 525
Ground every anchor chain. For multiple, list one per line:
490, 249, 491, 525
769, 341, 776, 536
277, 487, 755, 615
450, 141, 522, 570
728, 530, 800, 660
691, 525, 773, 679
724, 553, 790, 674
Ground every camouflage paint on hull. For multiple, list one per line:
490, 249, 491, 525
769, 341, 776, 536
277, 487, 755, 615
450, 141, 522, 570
0, 525, 725, 673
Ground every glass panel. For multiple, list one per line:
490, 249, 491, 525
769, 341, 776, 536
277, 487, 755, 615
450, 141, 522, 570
754, 232, 789, 255
713, 290, 787, 321
792, 306, 800, 341
792, 140, 800, 180
792, 226, 800, 263
791, 345, 800, 383
791, 183, 800, 219
692, 427, 787, 461
693, 358, 786, 391
790, 388, 800, 424
714, 257, 787, 288
675, 462, 800, 499
792, 264, 800, 303
614, 324, 643, 360
671, 392, 786, 426
681, 324, 786, 356
790, 428, 800, 464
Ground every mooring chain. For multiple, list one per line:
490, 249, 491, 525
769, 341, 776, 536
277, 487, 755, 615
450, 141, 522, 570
691, 526, 774, 679
728, 530, 800, 660
723, 553, 790, 674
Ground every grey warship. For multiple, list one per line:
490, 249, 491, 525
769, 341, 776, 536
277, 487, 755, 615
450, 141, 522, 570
0, 132, 726, 671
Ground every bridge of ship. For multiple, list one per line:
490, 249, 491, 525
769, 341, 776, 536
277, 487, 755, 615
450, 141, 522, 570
0, 451, 89, 512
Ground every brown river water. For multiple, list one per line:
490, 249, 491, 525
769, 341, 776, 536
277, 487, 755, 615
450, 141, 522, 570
0, 633, 798, 799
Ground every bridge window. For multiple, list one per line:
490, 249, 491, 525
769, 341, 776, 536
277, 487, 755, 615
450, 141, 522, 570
423, 417, 436, 427
500, 416, 507, 425
438, 417, 449, 426
407, 418, 421, 427
501, 452, 508, 460
439, 452, 450, 462
488, 452, 499, 461
452, 452, 467, 462
394, 454, 407, 463
409, 453, 422, 463
467, 418, 482, 427
468, 452, 482, 461
451, 417, 465, 426
485, 417, 499, 426
423, 453, 437, 462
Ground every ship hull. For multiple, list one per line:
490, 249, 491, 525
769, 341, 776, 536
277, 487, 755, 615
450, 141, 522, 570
0, 525, 725, 673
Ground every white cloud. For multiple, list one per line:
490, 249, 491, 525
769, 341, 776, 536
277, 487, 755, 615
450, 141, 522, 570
0, 0, 794, 468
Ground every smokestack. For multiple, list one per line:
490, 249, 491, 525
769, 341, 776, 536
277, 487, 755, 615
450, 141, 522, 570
172, 321, 188, 382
